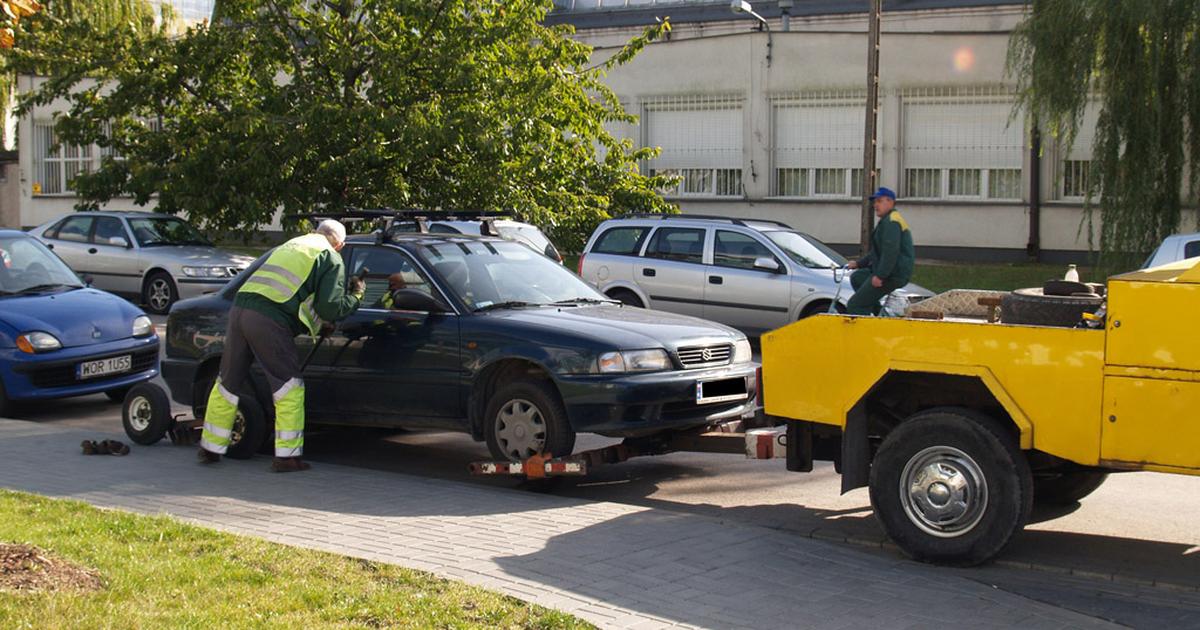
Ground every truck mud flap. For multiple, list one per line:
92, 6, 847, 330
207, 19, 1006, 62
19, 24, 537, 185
840, 401, 870, 494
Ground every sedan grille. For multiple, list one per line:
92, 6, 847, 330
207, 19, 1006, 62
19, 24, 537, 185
676, 344, 732, 368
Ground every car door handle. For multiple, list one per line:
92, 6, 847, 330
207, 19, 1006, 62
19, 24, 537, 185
88, 248, 98, 254
642, 268, 656, 277
709, 276, 723, 285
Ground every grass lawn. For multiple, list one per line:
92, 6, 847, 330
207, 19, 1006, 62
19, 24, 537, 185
911, 261, 1094, 294
0, 490, 590, 629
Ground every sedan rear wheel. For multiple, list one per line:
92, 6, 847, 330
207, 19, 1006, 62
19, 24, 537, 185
484, 379, 575, 462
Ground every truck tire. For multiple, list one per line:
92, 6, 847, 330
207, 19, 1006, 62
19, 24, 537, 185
1034, 471, 1109, 506
122, 383, 173, 445
484, 378, 575, 462
869, 408, 1033, 566
1000, 288, 1103, 328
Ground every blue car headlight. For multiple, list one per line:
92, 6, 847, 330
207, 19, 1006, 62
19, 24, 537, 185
597, 349, 672, 374
16, 331, 62, 353
132, 315, 154, 338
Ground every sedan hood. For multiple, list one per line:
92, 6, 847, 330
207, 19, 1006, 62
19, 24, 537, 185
0, 289, 144, 348
143, 245, 255, 268
487, 305, 744, 350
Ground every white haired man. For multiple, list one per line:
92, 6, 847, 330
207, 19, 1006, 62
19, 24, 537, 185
198, 220, 365, 472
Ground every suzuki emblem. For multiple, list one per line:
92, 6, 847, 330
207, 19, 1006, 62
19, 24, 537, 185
701, 348, 714, 361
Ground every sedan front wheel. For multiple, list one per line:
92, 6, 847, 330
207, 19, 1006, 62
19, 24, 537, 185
484, 379, 575, 462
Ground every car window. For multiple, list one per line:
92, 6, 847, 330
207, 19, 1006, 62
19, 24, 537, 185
645, 228, 705, 264
714, 230, 777, 270
429, 224, 462, 234
56, 216, 94, 243
419, 240, 603, 309
764, 230, 848, 269
592, 226, 649, 256
1185, 240, 1200, 259
0, 235, 84, 294
347, 246, 436, 308
93, 217, 130, 247
128, 217, 211, 247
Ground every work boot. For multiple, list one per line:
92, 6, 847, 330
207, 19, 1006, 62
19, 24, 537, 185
197, 447, 220, 465
270, 457, 311, 473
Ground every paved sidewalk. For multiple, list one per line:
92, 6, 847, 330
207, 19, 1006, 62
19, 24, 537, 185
0, 419, 1116, 629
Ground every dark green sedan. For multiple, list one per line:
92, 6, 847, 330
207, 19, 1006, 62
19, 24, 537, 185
162, 231, 759, 461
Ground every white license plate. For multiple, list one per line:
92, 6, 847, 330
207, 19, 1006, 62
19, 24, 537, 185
696, 377, 749, 405
77, 355, 132, 380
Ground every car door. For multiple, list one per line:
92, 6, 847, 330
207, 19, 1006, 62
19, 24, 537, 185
43, 215, 94, 280
86, 216, 140, 296
703, 230, 792, 335
321, 245, 463, 426
634, 227, 708, 318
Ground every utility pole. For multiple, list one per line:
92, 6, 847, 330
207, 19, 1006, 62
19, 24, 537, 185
860, 0, 883, 253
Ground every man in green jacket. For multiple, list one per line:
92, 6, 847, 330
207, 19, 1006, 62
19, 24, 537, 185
846, 187, 915, 315
198, 220, 365, 472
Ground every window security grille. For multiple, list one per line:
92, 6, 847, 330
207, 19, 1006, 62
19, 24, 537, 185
643, 95, 743, 197
33, 122, 91, 195
900, 86, 1024, 201
771, 90, 875, 199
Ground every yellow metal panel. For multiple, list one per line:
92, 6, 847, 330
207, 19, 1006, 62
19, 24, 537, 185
1107, 280, 1200, 372
762, 315, 1106, 465
1102, 376, 1200, 473
1113, 257, 1200, 283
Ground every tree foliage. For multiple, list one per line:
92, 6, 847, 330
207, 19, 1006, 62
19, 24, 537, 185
1007, 0, 1200, 266
9, 0, 674, 251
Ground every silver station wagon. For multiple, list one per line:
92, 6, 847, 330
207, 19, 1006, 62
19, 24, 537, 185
579, 214, 931, 337
31, 211, 254, 314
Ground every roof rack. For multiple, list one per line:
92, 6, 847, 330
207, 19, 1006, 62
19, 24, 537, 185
617, 213, 793, 230
282, 208, 512, 242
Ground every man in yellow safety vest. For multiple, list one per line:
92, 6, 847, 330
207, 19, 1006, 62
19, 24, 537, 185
198, 220, 365, 472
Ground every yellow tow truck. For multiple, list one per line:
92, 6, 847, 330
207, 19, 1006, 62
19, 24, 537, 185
762, 257, 1200, 565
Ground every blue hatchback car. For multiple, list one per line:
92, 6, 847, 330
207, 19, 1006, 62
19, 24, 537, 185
0, 229, 159, 415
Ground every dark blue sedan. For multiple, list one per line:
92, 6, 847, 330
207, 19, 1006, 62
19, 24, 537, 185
0, 230, 159, 415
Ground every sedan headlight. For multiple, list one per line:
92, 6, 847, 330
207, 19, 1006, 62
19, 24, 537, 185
132, 315, 154, 337
16, 331, 62, 353
733, 339, 752, 364
181, 266, 230, 278
597, 349, 672, 374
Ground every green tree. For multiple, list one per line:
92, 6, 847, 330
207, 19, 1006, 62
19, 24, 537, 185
1007, 0, 1200, 267
9, 0, 673, 251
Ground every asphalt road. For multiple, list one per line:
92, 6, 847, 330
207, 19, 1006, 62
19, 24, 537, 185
8, 314, 1200, 627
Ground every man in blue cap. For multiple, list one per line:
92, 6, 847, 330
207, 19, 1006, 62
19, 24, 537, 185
846, 187, 914, 315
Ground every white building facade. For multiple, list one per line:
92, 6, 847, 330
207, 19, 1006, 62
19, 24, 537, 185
550, 0, 1131, 261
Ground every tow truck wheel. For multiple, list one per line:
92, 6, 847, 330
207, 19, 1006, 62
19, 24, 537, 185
869, 408, 1032, 567
1034, 470, 1109, 505
484, 379, 575, 462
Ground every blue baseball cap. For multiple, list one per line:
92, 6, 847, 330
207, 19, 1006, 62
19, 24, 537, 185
869, 187, 896, 200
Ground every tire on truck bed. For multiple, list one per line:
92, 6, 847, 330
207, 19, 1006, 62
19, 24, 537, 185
1000, 288, 1103, 328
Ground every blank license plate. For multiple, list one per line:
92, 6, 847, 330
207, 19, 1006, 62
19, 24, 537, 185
696, 377, 748, 405
77, 355, 132, 380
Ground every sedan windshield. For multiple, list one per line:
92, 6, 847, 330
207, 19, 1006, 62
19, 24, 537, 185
128, 217, 212, 247
765, 231, 848, 269
0, 236, 84, 295
417, 240, 605, 310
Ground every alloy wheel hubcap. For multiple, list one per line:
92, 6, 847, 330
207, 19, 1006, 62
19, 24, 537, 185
231, 411, 245, 446
899, 445, 988, 538
149, 280, 171, 310
495, 398, 546, 460
128, 396, 152, 432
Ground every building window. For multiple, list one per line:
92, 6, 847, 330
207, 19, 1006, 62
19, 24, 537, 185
901, 87, 1024, 201
33, 122, 92, 195
1062, 160, 1090, 199
643, 95, 743, 198
772, 91, 873, 199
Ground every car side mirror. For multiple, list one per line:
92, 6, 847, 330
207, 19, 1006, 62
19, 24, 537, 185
753, 257, 782, 273
81, 274, 94, 287
115, 237, 131, 249
389, 289, 449, 313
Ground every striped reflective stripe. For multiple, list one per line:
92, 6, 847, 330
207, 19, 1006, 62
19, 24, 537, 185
256, 263, 304, 288
199, 440, 228, 455
275, 430, 304, 441
202, 422, 232, 439
273, 377, 304, 402
243, 275, 294, 297
275, 446, 303, 457
217, 381, 239, 406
